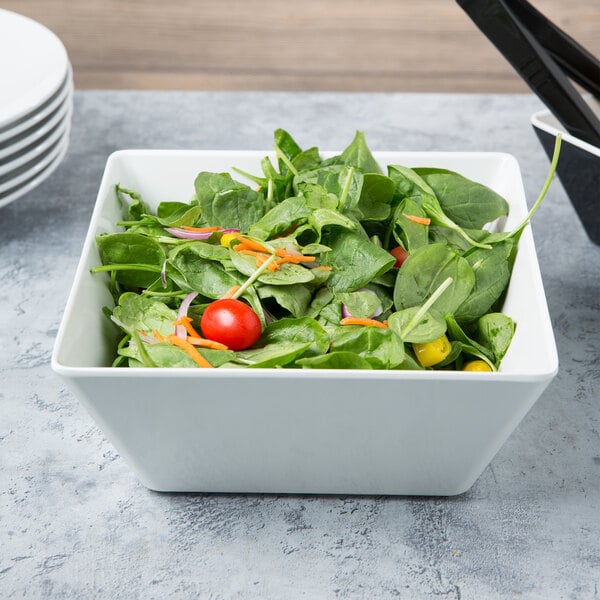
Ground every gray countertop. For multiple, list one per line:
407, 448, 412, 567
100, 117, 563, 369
1, 91, 599, 599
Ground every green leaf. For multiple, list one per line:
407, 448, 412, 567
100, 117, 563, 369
476, 313, 516, 364
393, 243, 475, 314
96, 232, 166, 288
297, 351, 374, 369
113, 293, 178, 337
455, 240, 514, 323
387, 307, 446, 344
323, 131, 382, 174
414, 168, 509, 229
259, 317, 330, 358
116, 185, 149, 221
194, 172, 265, 230
235, 342, 312, 368
330, 325, 405, 369
247, 196, 311, 240
322, 229, 395, 292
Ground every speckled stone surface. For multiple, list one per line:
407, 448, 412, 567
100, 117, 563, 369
1, 92, 599, 599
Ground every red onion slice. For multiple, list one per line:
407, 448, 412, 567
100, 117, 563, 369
160, 260, 167, 288
176, 291, 198, 338
165, 228, 215, 240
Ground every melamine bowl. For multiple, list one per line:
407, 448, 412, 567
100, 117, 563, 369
532, 96, 600, 245
51, 149, 558, 495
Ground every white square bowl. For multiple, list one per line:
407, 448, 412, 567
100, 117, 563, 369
51, 150, 558, 496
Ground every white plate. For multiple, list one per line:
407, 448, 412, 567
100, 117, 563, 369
0, 130, 69, 209
0, 105, 71, 175
0, 9, 69, 128
0, 124, 70, 194
0, 66, 72, 144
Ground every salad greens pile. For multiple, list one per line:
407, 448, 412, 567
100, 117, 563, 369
93, 129, 560, 371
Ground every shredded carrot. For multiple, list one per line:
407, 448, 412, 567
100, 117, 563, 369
221, 285, 241, 299
166, 334, 213, 368
315, 265, 332, 271
187, 336, 229, 350
238, 249, 269, 258
173, 316, 202, 338
402, 213, 431, 226
152, 328, 165, 342
231, 234, 271, 254
181, 225, 222, 233
340, 317, 388, 329
275, 255, 316, 265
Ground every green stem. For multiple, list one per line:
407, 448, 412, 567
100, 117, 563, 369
338, 167, 355, 211
232, 253, 278, 300
91, 264, 163, 274
274, 144, 299, 177
511, 134, 562, 240
400, 276, 453, 339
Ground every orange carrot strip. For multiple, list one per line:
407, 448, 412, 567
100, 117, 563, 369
275, 255, 316, 265
173, 316, 202, 338
315, 265, 332, 271
238, 249, 270, 258
221, 285, 241, 299
187, 336, 229, 350
152, 328, 165, 342
267, 261, 280, 271
340, 317, 388, 329
166, 334, 213, 368
181, 225, 222, 232
402, 213, 431, 226
231, 234, 271, 254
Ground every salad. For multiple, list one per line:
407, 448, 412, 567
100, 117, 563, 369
93, 129, 560, 371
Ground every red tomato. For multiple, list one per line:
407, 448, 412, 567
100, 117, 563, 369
390, 245, 409, 267
200, 299, 262, 350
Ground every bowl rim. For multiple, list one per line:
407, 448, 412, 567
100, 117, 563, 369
531, 97, 600, 157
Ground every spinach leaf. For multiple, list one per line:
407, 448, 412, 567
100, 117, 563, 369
330, 326, 405, 369
354, 173, 394, 221
169, 245, 243, 297
258, 317, 330, 358
96, 232, 166, 288
476, 313, 516, 364
391, 197, 429, 252
194, 172, 265, 230
388, 165, 491, 250
116, 185, 149, 221
445, 314, 496, 370
322, 229, 395, 292
387, 307, 446, 344
455, 240, 513, 323
322, 131, 382, 174
113, 293, 177, 337
393, 243, 475, 315
296, 351, 373, 370
235, 342, 312, 368
155, 202, 204, 227
258, 284, 313, 318
413, 168, 509, 229
247, 196, 311, 240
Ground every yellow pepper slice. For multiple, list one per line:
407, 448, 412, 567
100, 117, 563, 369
462, 360, 493, 372
412, 334, 452, 367
220, 233, 237, 247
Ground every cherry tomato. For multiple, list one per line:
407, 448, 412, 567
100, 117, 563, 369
390, 245, 409, 267
200, 298, 261, 350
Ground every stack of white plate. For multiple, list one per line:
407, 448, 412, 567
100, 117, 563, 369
0, 9, 73, 209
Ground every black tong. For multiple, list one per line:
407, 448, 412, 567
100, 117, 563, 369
457, 0, 600, 148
